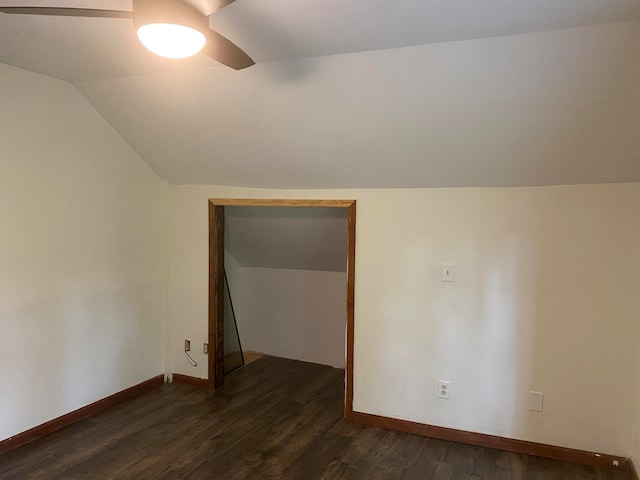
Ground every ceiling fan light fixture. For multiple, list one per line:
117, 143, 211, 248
0, 0, 254, 69
137, 23, 205, 59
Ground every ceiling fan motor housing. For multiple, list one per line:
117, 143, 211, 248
132, 0, 209, 34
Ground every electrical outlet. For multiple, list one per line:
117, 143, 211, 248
184, 339, 191, 352
438, 380, 451, 399
203, 343, 209, 354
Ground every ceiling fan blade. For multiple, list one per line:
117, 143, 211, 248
0, 7, 132, 19
202, 28, 254, 70
183, 0, 236, 16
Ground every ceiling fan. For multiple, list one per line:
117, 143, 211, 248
0, 0, 255, 70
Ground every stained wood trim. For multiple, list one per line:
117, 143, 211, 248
0, 375, 164, 455
172, 374, 210, 389
213, 205, 225, 389
207, 198, 356, 422
344, 201, 356, 421
207, 200, 217, 390
209, 199, 354, 208
350, 411, 631, 470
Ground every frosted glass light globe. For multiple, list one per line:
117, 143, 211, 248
137, 23, 206, 59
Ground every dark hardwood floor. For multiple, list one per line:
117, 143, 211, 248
0, 356, 632, 479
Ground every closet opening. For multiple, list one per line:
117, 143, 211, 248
207, 199, 356, 419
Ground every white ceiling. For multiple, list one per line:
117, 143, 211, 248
1, 0, 640, 82
1, 1, 640, 188
225, 207, 348, 272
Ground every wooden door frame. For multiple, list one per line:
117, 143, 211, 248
207, 198, 356, 420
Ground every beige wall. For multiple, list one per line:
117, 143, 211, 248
167, 182, 640, 456
0, 64, 165, 441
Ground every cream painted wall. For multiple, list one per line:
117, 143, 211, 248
167, 183, 640, 456
235, 267, 347, 368
0, 64, 165, 441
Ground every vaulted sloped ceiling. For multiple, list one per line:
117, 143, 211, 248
1, 0, 640, 82
1, 1, 639, 188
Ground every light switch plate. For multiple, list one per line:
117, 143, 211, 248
441, 263, 455, 282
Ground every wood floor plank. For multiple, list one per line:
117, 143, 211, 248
331, 422, 387, 466
265, 432, 350, 480
470, 446, 529, 480
369, 429, 426, 468
0, 356, 632, 480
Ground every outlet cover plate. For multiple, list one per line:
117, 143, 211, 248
438, 380, 451, 399
529, 391, 544, 412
